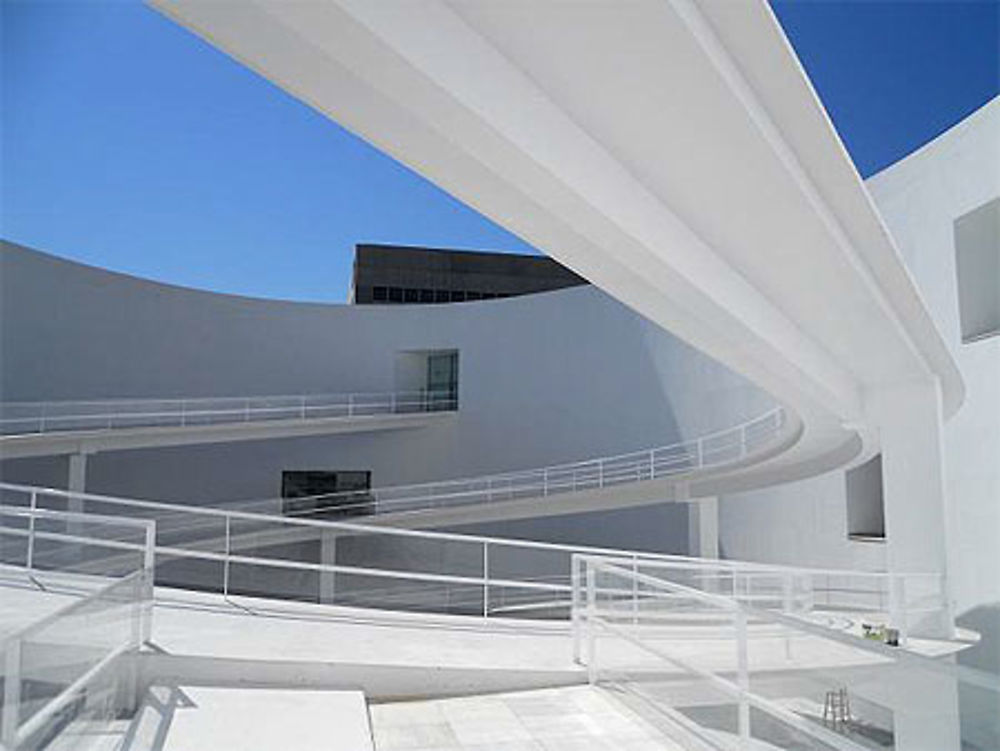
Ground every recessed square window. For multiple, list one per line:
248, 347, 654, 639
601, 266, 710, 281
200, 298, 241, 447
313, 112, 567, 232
954, 197, 1000, 343
372, 286, 387, 302
846, 454, 885, 541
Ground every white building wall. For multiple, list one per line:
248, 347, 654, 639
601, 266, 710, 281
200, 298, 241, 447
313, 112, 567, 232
719, 98, 1000, 669
0, 241, 773, 553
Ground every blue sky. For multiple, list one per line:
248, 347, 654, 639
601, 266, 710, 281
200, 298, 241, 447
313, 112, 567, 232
2, 1, 998, 303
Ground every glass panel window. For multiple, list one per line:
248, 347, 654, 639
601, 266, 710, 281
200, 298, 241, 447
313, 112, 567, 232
426, 351, 458, 410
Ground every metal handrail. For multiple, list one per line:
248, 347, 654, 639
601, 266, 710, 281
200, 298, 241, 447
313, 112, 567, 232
0, 483, 943, 634
573, 556, 991, 751
0, 389, 457, 436
0, 506, 155, 750
224, 406, 788, 518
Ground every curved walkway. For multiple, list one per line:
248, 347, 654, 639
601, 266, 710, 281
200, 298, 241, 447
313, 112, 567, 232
228, 405, 793, 525
0, 390, 457, 459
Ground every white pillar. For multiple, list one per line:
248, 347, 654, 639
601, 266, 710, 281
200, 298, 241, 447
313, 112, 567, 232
856, 661, 961, 751
688, 496, 719, 559
319, 530, 337, 604
67, 452, 88, 514
869, 379, 954, 638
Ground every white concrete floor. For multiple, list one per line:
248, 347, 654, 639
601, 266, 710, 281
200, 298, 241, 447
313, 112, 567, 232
142, 686, 374, 751
369, 685, 685, 751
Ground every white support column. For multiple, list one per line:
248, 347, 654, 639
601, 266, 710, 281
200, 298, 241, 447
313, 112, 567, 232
688, 496, 719, 560
68, 451, 88, 506
869, 379, 954, 639
319, 530, 337, 604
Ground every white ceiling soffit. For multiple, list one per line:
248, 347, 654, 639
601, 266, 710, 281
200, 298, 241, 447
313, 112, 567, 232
150, 0, 964, 439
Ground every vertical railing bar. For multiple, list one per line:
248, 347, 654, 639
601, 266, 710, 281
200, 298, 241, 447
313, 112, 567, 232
736, 608, 751, 748
571, 554, 582, 664
26, 490, 38, 573
586, 564, 597, 684
223, 515, 231, 599
2, 639, 22, 747
632, 553, 639, 626
482, 541, 489, 619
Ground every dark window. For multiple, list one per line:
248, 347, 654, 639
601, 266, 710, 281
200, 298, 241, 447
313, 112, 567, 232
404, 288, 419, 303
481, 292, 496, 300
846, 455, 885, 541
372, 286, 388, 302
435, 290, 450, 303
466, 291, 482, 300
426, 351, 459, 411
388, 287, 403, 303
281, 470, 373, 518
450, 290, 466, 302
419, 289, 435, 303
955, 198, 1000, 342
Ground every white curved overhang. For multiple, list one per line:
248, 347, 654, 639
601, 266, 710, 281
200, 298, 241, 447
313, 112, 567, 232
150, 0, 964, 474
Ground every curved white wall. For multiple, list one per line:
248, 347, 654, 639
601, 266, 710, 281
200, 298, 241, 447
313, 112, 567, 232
0, 241, 775, 552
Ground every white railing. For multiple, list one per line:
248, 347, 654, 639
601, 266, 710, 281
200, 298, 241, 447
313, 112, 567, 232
0, 483, 943, 634
572, 555, 993, 751
0, 507, 155, 750
226, 406, 789, 519
0, 389, 457, 436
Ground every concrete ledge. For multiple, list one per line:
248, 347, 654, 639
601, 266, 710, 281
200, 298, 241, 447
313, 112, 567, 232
138, 653, 584, 702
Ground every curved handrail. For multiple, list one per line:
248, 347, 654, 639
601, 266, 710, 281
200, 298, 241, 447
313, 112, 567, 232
0, 389, 457, 436
0, 482, 946, 635
227, 406, 790, 518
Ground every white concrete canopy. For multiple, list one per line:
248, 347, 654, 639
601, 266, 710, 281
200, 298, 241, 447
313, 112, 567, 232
151, 0, 963, 479
149, 0, 968, 620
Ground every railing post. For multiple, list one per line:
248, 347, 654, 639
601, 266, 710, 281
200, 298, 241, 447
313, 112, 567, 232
348, 394, 354, 417
244, 398, 250, 422
648, 449, 655, 480
143, 518, 156, 645
142, 522, 155, 644
696, 438, 704, 468
223, 515, 231, 599
735, 608, 751, 749
740, 424, 748, 457
631, 554, 639, 626
26, 490, 37, 573
3, 638, 22, 747
543, 468, 549, 497
782, 573, 794, 659
181, 400, 187, 427
586, 565, 598, 684
571, 555, 582, 664
300, 395, 306, 419
482, 541, 489, 619
781, 572, 793, 614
